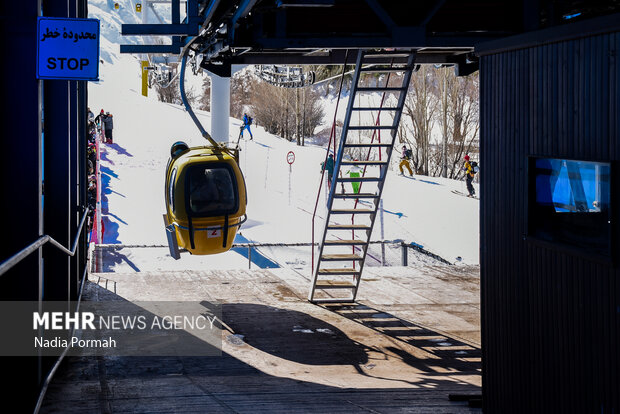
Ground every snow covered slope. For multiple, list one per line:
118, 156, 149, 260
88, 3, 479, 272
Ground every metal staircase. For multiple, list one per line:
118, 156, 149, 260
309, 49, 416, 303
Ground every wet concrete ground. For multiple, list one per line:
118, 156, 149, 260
41, 265, 481, 413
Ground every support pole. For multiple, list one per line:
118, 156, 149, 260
209, 72, 231, 143
380, 200, 385, 265
401, 243, 408, 266
141, 60, 149, 97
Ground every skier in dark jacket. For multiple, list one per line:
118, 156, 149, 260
321, 153, 335, 189
399, 145, 413, 176
94, 109, 104, 131
103, 112, 114, 143
240, 113, 253, 140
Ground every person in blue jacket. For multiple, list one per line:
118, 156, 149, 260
240, 113, 253, 140
321, 153, 335, 189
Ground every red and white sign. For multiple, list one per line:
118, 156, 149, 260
207, 229, 222, 238
287, 151, 295, 165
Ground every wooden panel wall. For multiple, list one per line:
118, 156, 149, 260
480, 31, 620, 413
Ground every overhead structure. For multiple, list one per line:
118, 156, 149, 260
147, 62, 176, 87
121, 1, 620, 73
254, 65, 315, 88
121, 0, 507, 74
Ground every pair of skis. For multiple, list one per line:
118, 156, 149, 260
451, 189, 479, 200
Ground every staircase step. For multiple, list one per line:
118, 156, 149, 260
337, 176, 381, 182
315, 280, 357, 289
333, 192, 379, 199
330, 209, 375, 214
327, 224, 371, 231
362, 51, 412, 58
340, 160, 387, 165
317, 268, 360, 276
356, 87, 408, 92
359, 66, 411, 73
351, 106, 400, 111
323, 239, 368, 246
310, 297, 355, 304
348, 125, 396, 131
321, 254, 364, 261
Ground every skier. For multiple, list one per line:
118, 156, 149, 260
321, 153, 335, 189
94, 109, 105, 140
399, 145, 413, 176
94, 109, 104, 127
463, 155, 477, 197
103, 112, 114, 144
346, 162, 362, 194
240, 113, 253, 140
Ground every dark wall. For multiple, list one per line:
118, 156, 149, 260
0, 1, 89, 411
478, 18, 620, 413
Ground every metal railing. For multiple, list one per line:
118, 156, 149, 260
0, 207, 90, 277
33, 265, 89, 414
93, 239, 453, 270
0, 207, 90, 414
311, 50, 350, 274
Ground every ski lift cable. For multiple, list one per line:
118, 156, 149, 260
312, 67, 357, 86
179, 47, 221, 149
312, 63, 388, 86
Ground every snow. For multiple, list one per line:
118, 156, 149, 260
88, 4, 479, 273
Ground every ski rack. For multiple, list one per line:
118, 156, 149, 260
254, 65, 316, 88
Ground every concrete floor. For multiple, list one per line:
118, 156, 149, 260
41, 264, 481, 413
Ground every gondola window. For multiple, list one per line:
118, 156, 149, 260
168, 168, 177, 212
188, 166, 237, 216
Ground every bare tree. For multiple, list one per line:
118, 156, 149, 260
440, 69, 479, 179
231, 69, 255, 118
199, 76, 210, 111
155, 76, 181, 104
250, 70, 324, 145
402, 65, 437, 175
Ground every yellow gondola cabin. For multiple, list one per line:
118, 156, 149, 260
164, 142, 247, 257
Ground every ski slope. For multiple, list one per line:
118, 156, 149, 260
88, 3, 479, 272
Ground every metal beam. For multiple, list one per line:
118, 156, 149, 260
419, 0, 447, 26
232, 30, 498, 50
246, 31, 425, 49
202, 0, 221, 24
121, 44, 182, 54
276, 0, 334, 7
172, 0, 180, 24
363, 0, 395, 29
230, 0, 260, 41
225, 49, 472, 65
122, 23, 196, 35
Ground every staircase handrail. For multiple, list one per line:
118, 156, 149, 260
311, 50, 350, 274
